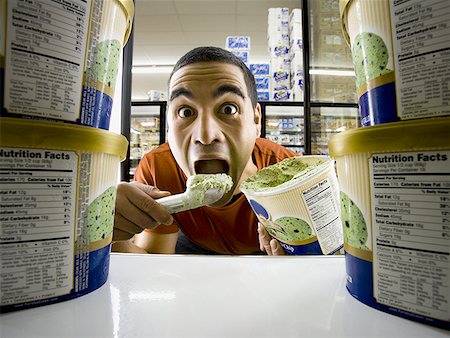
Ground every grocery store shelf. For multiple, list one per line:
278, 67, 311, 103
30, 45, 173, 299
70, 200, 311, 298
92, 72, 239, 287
266, 128, 303, 133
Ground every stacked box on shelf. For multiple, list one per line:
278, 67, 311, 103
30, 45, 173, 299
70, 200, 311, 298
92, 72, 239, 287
129, 130, 141, 159
226, 36, 250, 65
311, 74, 356, 103
289, 8, 304, 102
129, 116, 160, 160
250, 63, 270, 102
266, 117, 302, 131
315, 0, 352, 69
147, 90, 167, 101
309, 0, 355, 103
266, 133, 303, 145
318, 29, 349, 63
268, 7, 292, 101
265, 113, 304, 154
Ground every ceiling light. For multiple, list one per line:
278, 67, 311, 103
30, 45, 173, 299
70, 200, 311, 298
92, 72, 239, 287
132, 65, 174, 74
309, 69, 355, 76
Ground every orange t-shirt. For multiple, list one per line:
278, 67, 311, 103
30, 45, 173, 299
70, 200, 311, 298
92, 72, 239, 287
134, 138, 297, 254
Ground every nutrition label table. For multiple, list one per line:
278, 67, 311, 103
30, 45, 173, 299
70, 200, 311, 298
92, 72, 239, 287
3, 0, 91, 119
0, 148, 77, 306
369, 150, 450, 322
390, 0, 450, 119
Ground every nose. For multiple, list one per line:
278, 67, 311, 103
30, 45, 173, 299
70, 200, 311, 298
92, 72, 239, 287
192, 111, 222, 145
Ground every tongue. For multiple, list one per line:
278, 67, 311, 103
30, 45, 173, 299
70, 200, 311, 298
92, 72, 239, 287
195, 160, 228, 174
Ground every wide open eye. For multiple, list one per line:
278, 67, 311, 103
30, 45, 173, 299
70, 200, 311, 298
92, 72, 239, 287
219, 104, 238, 115
178, 107, 194, 118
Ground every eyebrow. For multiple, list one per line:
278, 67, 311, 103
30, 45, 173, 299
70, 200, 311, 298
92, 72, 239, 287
213, 84, 245, 100
169, 87, 193, 102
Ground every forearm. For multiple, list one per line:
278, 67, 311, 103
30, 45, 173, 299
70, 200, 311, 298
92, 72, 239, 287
111, 239, 149, 254
134, 231, 178, 254
112, 231, 178, 254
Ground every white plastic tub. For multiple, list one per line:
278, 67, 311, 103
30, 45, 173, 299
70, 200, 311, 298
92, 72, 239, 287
0, 0, 134, 130
241, 156, 343, 255
0, 117, 128, 312
329, 116, 450, 330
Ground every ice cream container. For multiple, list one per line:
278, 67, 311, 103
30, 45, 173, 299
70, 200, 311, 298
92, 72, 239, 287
340, 0, 450, 126
241, 156, 344, 255
328, 116, 450, 330
1, 0, 134, 130
0, 117, 128, 312
339, 0, 397, 126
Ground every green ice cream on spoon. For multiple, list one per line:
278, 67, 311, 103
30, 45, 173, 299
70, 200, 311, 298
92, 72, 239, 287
157, 173, 233, 214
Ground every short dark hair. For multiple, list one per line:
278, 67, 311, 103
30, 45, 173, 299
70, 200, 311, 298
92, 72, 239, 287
168, 46, 258, 107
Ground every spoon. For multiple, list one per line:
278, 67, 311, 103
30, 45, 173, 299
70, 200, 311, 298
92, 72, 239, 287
157, 173, 233, 214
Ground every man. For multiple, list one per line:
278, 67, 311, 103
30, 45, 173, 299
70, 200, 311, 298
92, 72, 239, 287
112, 46, 296, 255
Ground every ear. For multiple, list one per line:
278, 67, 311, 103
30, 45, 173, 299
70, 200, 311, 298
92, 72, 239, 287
254, 103, 262, 137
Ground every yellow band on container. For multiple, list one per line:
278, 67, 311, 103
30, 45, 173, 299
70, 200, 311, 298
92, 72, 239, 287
328, 117, 450, 157
0, 117, 128, 160
356, 71, 395, 98
117, 0, 135, 46
344, 243, 373, 262
94, 80, 115, 97
281, 236, 319, 247
89, 234, 114, 252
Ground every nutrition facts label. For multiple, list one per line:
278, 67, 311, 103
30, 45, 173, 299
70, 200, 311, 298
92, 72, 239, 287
4, 0, 91, 121
0, 148, 77, 306
390, 0, 450, 119
302, 178, 343, 255
370, 151, 450, 321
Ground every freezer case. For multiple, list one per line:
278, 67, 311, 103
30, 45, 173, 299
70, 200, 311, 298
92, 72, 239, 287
129, 102, 166, 180
311, 105, 359, 155
307, 0, 359, 155
263, 103, 304, 155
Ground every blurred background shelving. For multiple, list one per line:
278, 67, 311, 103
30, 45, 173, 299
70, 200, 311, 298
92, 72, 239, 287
128, 102, 166, 179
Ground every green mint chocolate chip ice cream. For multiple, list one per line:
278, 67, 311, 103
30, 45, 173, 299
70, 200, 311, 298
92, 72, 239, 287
352, 32, 392, 89
340, 191, 369, 250
86, 186, 116, 242
267, 216, 313, 242
185, 173, 233, 207
86, 39, 121, 88
241, 157, 321, 192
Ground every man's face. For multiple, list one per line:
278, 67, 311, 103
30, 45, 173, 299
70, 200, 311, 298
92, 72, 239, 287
167, 62, 261, 206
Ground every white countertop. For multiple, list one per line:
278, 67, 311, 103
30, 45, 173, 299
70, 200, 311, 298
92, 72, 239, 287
1, 254, 448, 337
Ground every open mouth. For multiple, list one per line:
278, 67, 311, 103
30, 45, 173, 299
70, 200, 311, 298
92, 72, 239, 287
194, 159, 230, 175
